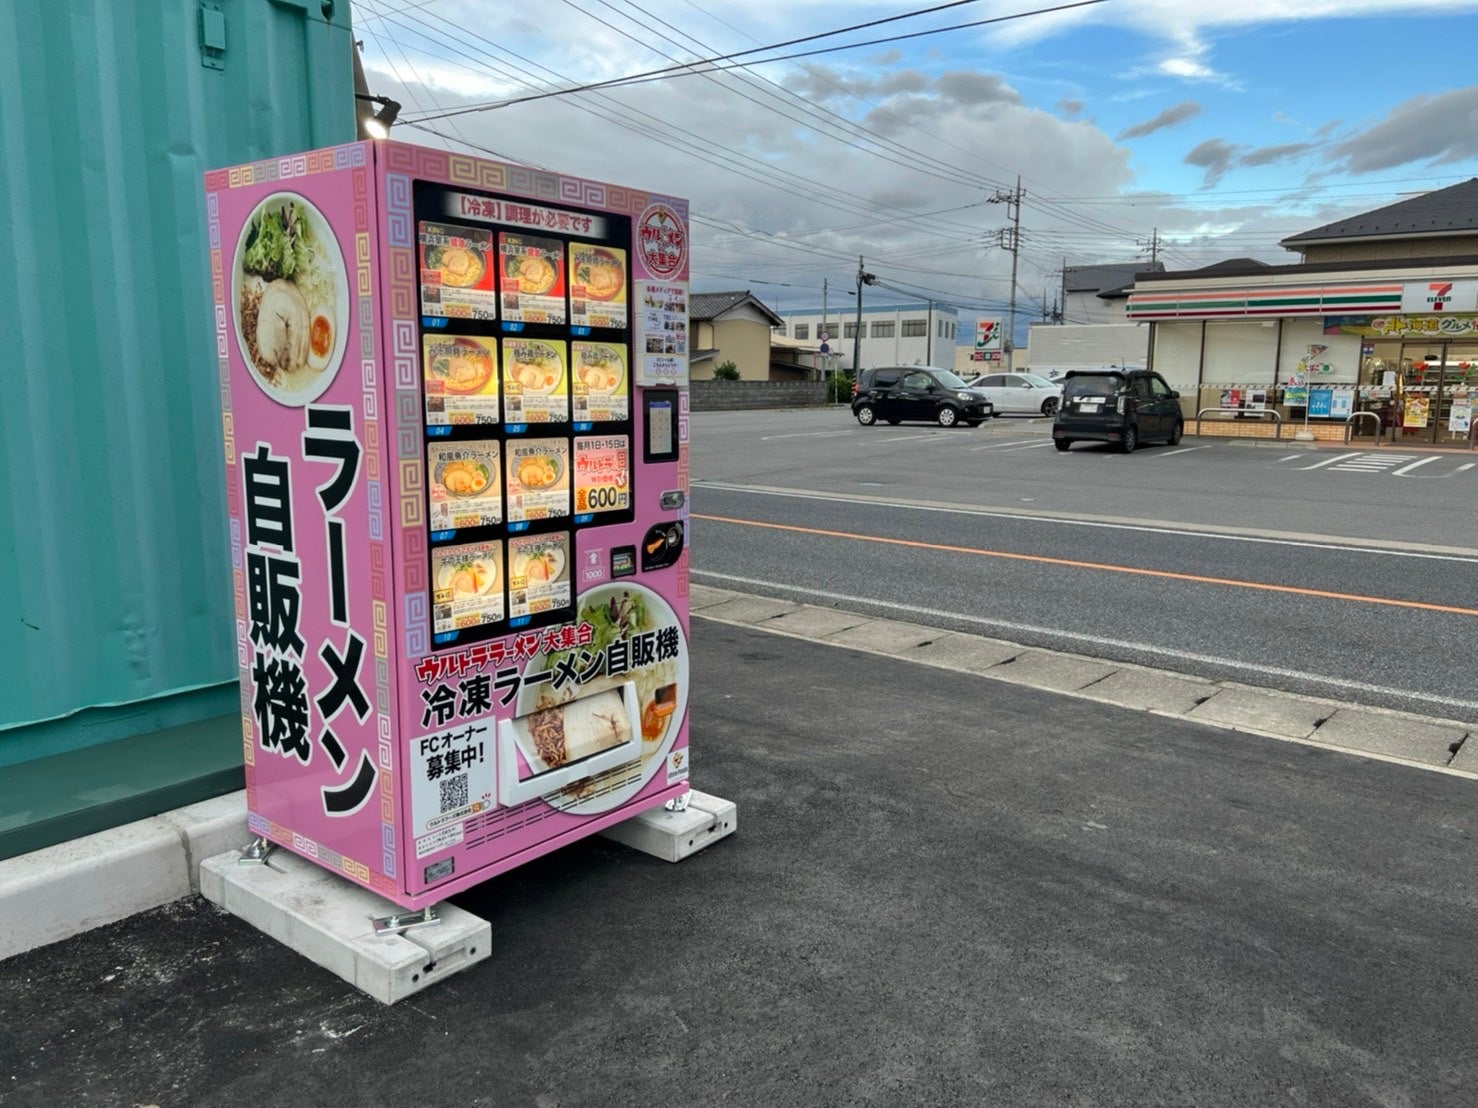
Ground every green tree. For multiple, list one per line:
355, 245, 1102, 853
713, 360, 740, 380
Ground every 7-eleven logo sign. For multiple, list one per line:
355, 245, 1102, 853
1402, 279, 1475, 314
975, 319, 1002, 350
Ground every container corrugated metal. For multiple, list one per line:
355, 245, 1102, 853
0, 0, 355, 763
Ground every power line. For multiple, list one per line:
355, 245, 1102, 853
402, 0, 1112, 123
373, 4, 1001, 238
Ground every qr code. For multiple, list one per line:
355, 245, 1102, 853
439, 773, 469, 814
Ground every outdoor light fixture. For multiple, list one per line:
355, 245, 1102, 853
356, 93, 401, 139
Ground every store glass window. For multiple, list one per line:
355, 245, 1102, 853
872, 321, 895, 338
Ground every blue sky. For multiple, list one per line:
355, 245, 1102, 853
352, 1, 1478, 332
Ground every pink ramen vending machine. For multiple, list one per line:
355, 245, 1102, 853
205, 141, 692, 908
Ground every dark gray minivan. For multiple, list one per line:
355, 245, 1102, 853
1051, 368, 1184, 452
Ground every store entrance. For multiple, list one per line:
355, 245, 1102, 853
1360, 340, 1478, 444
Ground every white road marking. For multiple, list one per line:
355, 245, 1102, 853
1154, 446, 1213, 458
759, 429, 859, 441
696, 482, 1478, 563
1273, 454, 1303, 463
1459, 463, 1476, 473
1330, 453, 1413, 473
1392, 456, 1440, 476
694, 571, 1478, 716
1297, 452, 1362, 470
969, 438, 1051, 451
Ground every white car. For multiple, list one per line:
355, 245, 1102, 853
963, 372, 1063, 417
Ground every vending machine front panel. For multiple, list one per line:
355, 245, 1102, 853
208, 141, 690, 908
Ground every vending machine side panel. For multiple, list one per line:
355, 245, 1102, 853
206, 141, 405, 900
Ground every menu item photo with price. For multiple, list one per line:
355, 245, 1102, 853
569, 242, 628, 330
418, 222, 498, 320
571, 341, 629, 423
507, 532, 572, 620
573, 435, 630, 518
499, 231, 567, 326
431, 540, 505, 635
428, 441, 502, 531
502, 338, 569, 425
422, 334, 499, 426
505, 438, 571, 523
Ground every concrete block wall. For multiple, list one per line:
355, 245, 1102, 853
689, 380, 830, 411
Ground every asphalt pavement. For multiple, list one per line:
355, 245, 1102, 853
3, 602, 1476, 1106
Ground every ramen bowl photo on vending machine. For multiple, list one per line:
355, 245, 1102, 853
205, 141, 694, 909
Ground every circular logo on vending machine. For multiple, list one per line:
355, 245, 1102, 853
637, 202, 687, 280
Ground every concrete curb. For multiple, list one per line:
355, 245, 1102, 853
0, 792, 248, 961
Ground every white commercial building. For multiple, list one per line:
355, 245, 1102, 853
774, 302, 960, 371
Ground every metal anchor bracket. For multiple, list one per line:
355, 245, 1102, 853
237, 837, 276, 865
371, 904, 442, 936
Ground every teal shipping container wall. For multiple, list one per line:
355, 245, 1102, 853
0, 0, 354, 785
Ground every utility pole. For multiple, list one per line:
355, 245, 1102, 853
821, 278, 829, 383
853, 255, 876, 376
1137, 227, 1161, 270
926, 299, 933, 366
1060, 255, 1067, 325
989, 176, 1024, 355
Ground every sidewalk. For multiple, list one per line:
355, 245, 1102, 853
2, 599, 1476, 1105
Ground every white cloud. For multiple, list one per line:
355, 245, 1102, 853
1158, 58, 1215, 80
346, 0, 1478, 312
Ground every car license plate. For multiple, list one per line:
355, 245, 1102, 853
1078, 401, 1101, 412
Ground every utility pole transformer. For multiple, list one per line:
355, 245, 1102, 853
989, 177, 1024, 355
853, 256, 875, 376
1137, 227, 1161, 270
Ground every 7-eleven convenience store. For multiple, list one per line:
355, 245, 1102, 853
1124, 180, 1478, 446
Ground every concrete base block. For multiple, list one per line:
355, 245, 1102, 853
599, 789, 737, 863
200, 848, 490, 1005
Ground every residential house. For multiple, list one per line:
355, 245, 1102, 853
689, 290, 784, 380
1061, 261, 1164, 324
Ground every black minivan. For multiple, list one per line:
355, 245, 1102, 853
1052, 368, 1184, 452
